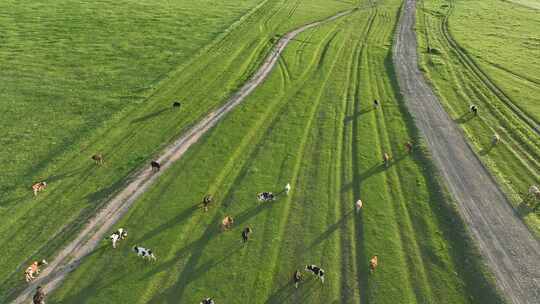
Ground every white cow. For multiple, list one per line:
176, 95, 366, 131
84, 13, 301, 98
133, 246, 156, 261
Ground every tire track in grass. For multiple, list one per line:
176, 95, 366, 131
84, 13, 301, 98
424, 9, 540, 201
139, 26, 344, 302
11, 9, 357, 303
351, 8, 419, 303
442, 0, 540, 135
366, 13, 435, 302
334, 7, 379, 303
145, 16, 356, 303
261, 18, 354, 303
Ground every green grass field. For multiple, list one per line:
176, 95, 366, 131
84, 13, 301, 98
0, 0, 357, 300
45, 1, 502, 303
416, 0, 540, 235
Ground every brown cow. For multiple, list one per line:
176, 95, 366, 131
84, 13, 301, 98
31, 182, 47, 196
369, 255, 378, 273
405, 141, 413, 153
91, 153, 104, 165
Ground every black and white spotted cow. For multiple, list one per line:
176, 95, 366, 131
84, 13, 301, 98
109, 228, 128, 249
133, 246, 156, 261
200, 298, 215, 304
257, 192, 275, 202
305, 265, 325, 283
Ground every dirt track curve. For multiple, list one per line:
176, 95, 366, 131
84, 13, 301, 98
11, 9, 354, 304
393, 1, 540, 303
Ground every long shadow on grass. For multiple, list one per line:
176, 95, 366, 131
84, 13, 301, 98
145, 213, 241, 303
306, 210, 354, 251
343, 107, 374, 123
265, 276, 317, 304
134, 205, 199, 244
454, 111, 474, 124
130, 108, 171, 124
341, 154, 407, 193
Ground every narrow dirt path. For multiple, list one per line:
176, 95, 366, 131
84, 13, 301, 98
393, 1, 540, 304
11, 9, 354, 304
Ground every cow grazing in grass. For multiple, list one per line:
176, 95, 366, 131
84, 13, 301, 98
25, 260, 47, 283
405, 141, 413, 153
31, 182, 47, 197
529, 185, 540, 199
151, 160, 161, 172
257, 192, 275, 202
109, 228, 128, 249
241, 227, 252, 243
470, 104, 478, 115
492, 133, 500, 145
173, 101, 181, 108
200, 298, 215, 304
526, 185, 540, 206
202, 194, 213, 212
369, 255, 378, 273
373, 99, 380, 109
221, 216, 234, 231
355, 199, 363, 213
285, 183, 291, 195
383, 153, 391, 167
133, 246, 156, 261
305, 265, 325, 283
293, 270, 303, 288
91, 153, 104, 165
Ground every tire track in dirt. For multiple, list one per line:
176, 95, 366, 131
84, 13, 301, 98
10, 8, 356, 304
393, 1, 540, 303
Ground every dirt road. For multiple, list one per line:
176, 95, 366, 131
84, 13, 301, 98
10, 9, 355, 304
393, 1, 540, 303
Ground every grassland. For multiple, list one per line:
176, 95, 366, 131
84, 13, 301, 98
46, 1, 502, 303
0, 0, 357, 300
416, 0, 540, 235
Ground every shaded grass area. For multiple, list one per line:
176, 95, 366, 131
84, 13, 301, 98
50, 1, 502, 303
0, 0, 356, 300
416, 0, 540, 235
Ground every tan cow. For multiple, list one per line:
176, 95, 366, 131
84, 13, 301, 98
383, 153, 391, 167
369, 255, 378, 273
31, 182, 47, 196
220, 216, 234, 231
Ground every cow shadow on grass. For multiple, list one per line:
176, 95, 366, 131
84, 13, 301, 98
307, 210, 354, 251
130, 108, 171, 124
343, 108, 374, 123
134, 204, 199, 244
144, 214, 243, 303
479, 141, 497, 156
340, 154, 407, 193
266, 277, 320, 304
454, 112, 475, 124
44, 167, 87, 183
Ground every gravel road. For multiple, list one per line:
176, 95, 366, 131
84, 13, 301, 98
393, 1, 540, 303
